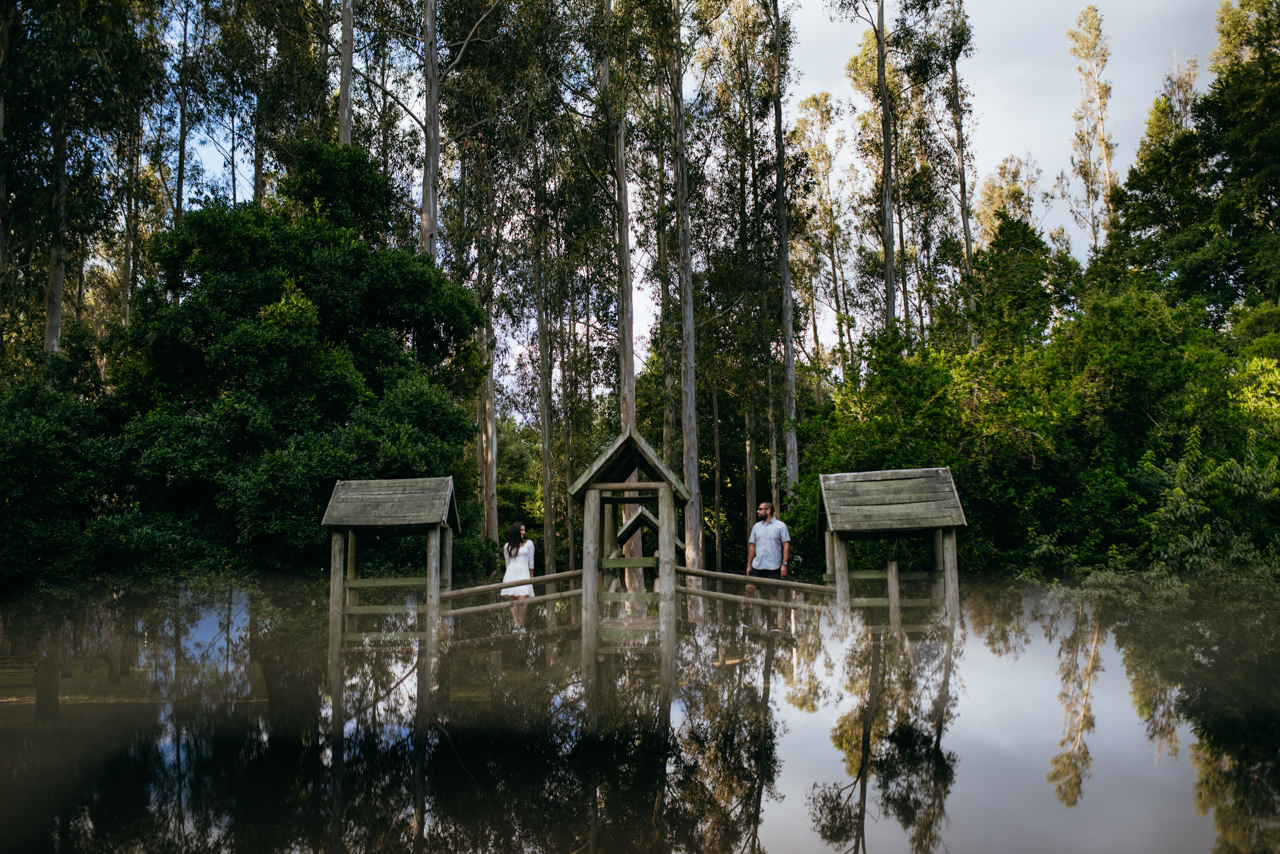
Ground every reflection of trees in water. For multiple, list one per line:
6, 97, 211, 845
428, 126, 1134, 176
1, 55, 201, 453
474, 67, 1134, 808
1040, 591, 1107, 808
809, 609, 961, 854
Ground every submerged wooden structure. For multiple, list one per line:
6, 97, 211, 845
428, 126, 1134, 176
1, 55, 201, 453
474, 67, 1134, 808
818, 467, 966, 625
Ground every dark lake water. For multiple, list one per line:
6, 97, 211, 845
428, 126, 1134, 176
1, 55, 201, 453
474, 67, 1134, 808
1, 570, 1277, 853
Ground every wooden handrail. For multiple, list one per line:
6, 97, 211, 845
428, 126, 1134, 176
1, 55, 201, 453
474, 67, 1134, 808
439, 568, 583, 601
677, 566, 837, 596
446, 586, 583, 617
675, 585, 826, 612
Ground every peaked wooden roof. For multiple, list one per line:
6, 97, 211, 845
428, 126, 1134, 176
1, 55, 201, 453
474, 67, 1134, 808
322, 476, 461, 534
617, 506, 685, 551
569, 427, 690, 503
819, 468, 965, 536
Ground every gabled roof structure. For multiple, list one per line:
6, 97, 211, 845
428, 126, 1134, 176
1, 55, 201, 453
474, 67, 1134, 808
569, 427, 690, 503
819, 468, 965, 537
322, 476, 461, 534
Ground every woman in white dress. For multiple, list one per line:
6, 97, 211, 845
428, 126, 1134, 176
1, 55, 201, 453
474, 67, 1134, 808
502, 522, 535, 629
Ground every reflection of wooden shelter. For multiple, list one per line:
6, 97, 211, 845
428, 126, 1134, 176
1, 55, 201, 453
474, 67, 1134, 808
571, 428, 687, 699
819, 468, 965, 623
321, 476, 461, 852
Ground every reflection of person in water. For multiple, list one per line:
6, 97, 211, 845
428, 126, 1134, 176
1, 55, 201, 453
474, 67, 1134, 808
502, 522, 535, 629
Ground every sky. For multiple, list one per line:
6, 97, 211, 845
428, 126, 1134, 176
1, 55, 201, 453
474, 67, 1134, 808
629, 0, 1223, 370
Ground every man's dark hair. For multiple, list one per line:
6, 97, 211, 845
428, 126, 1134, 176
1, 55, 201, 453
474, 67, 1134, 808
760, 501, 774, 513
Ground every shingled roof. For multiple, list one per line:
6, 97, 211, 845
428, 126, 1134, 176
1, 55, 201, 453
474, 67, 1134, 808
321, 476, 460, 534
569, 427, 690, 503
819, 468, 966, 536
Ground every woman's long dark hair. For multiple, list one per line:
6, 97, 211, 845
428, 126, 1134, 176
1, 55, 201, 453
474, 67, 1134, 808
505, 522, 525, 559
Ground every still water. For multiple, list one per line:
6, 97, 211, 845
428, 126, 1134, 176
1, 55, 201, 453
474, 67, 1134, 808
1, 572, 1277, 853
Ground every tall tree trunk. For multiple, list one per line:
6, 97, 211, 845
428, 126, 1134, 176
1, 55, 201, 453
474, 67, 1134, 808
713, 384, 722, 576
339, 0, 353, 144
175, 1, 189, 225
534, 166, 556, 575
744, 407, 756, 531
876, 0, 896, 327
562, 296, 576, 575
670, 0, 702, 578
768, 0, 798, 496
768, 370, 780, 512
481, 319, 498, 542
419, 0, 438, 257
44, 116, 68, 352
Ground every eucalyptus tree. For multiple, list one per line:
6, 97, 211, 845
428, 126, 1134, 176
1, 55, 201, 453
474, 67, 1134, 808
1055, 4, 1114, 251
829, 0, 897, 328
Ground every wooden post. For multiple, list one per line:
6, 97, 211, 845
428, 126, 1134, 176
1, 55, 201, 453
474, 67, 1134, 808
887, 560, 901, 638
943, 528, 959, 627
832, 534, 849, 616
581, 489, 601, 685
658, 486, 677, 724
414, 526, 441, 853
932, 528, 945, 603
345, 530, 358, 634
441, 525, 453, 594
327, 529, 346, 854
603, 493, 618, 557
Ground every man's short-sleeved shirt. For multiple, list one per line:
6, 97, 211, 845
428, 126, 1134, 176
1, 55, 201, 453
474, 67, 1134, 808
749, 518, 790, 570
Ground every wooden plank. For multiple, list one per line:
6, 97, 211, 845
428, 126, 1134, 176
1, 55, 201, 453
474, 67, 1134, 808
658, 485, 677, 711
345, 605, 432, 614
828, 499, 961, 518
447, 587, 583, 618
581, 489, 601, 681
440, 568, 583, 601
599, 592, 659, 603
826, 490, 956, 507
334, 479, 450, 495
602, 617, 659, 630
601, 557, 657, 569
678, 565, 836, 596
325, 498, 446, 517
676, 585, 826, 612
599, 629, 659, 640
822, 468, 949, 483
587, 481, 667, 491
826, 482, 950, 501
342, 632, 430, 642
850, 570, 888, 580
902, 598, 941, 607
346, 577, 433, 589
328, 529, 345, 681
827, 512, 967, 531
851, 597, 891, 606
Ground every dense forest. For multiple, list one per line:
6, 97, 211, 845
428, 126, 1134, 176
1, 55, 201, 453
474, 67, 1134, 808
0, 0, 1277, 586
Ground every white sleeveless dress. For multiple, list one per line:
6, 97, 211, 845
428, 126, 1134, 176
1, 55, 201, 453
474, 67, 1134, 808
501, 541, 535, 598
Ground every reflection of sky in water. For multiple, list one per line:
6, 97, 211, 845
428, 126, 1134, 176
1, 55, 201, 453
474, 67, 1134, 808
759, 612, 1215, 853
136, 588, 252, 699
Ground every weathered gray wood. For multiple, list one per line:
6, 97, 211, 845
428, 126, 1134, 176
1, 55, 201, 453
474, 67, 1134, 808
887, 560, 902, 637
345, 577, 435, 589
322, 476, 460, 532
833, 535, 850, 614
581, 489, 601, 681
600, 557, 657, 569
568, 427, 691, 503
676, 585, 825, 612
943, 527, 960, 626
825, 512, 966, 531
850, 597, 891, 606
602, 616, 660, 630
658, 486, 677, 711
345, 605, 434, 615
438, 569, 583, 601
823, 468, 946, 482
679, 565, 836, 596
345, 530, 358, 635
603, 499, 619, 563
827, 490, 954, 506
825, 529, 835, 585
587, 481, 667, 491
933, 528, 946, 603
599, 592, 660, 603
441, 525, 452, 614
327, 528, 345, 852
446, 587, 584, 618
425, 527, 440, 694
616, 505, 684, 550
328, 530, 345, 700
828, 500, 962, 519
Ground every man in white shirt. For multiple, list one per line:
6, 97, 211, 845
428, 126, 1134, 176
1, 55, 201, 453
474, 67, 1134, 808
746, 501, 789, 608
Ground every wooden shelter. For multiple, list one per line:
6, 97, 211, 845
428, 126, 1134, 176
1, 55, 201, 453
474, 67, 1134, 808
570, 427, 687, 697
818, 468, 965, 622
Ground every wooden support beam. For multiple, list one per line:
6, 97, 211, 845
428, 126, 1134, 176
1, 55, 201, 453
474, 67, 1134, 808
581, 488, 601, 682
600, 557, 657, 569
833, 535, 850, 615
587, 481, 668, 491
446, 587, 583, 618
599, 592, 660, 603
327, 528, 346, 854
675, 585, 825, 612
678, 565, 837, 596
943, 527, 960, 626
345, 530, 358, 634
439, 569, 583, 601
887, 560, 902, 637
658, 486, 677, 725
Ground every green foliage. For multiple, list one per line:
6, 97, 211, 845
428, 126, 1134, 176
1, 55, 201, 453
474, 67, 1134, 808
0, 145, 484, 583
